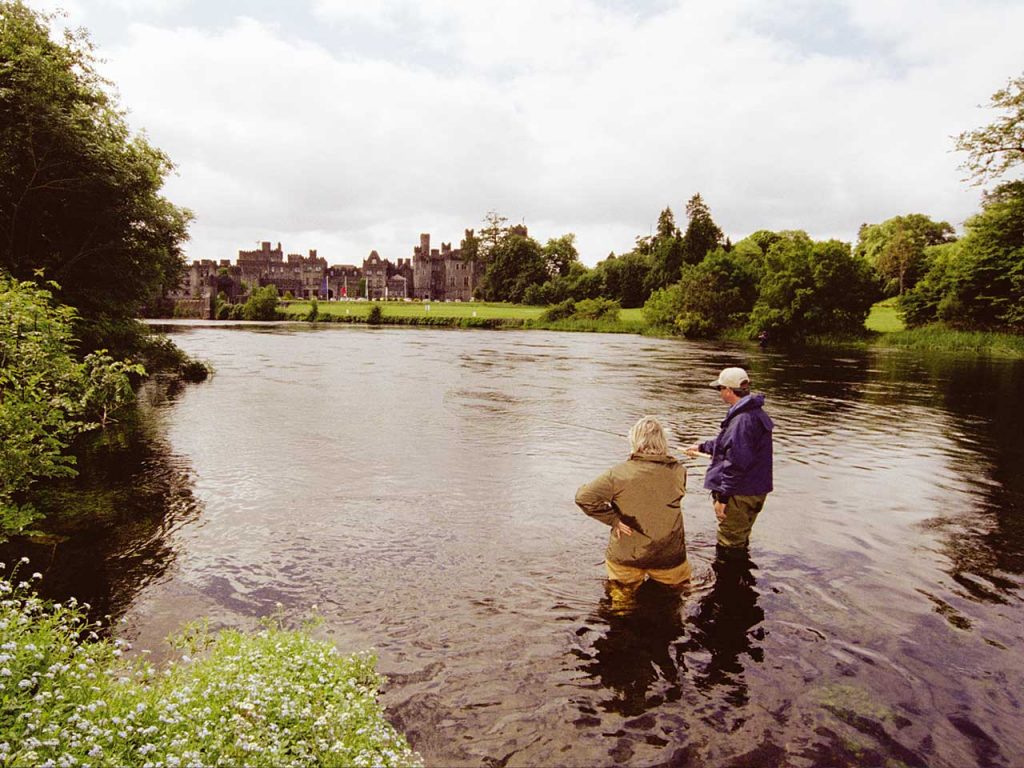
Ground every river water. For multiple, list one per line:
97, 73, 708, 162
11, 323, 1024, 767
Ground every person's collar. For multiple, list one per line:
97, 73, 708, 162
629, 452, 676, 464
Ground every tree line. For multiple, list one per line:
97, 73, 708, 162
470, 73, 1023, 340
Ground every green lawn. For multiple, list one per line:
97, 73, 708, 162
281, 300, 644, 323
865, 298, 905, 333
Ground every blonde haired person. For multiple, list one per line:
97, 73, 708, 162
575, 416, 691, 588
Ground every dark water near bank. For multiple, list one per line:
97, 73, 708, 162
9, 324, 1024, 767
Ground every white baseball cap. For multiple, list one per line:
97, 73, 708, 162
709, 367, 749, 389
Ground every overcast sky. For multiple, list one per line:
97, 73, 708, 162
30, 0, 1024, 266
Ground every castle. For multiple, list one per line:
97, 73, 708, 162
168, 228, 502, 314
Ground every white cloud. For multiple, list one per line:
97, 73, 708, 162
37, 0, 1024, 265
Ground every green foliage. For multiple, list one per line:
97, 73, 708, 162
0, 569, 422, 766
900, 182, 1024, 331
367, 304, 384, 324
476, 210, 510, 262
572, 297, 620, 321
305, 297, 319, 322
80, 350, 146, 427
642, 283, 686, 330
640, 249, 757, 338
639, 207, 685, 291
283, 290, 295, 301
674, 249, 759, 338
542, 233, 579, 277
955, 72, 1024, 185
681, 193, 724, 266
0, 2, 192, 336
537, 296, 619, 323
478, 232, 548, 302
748, 232, 878, 341
241, 285, 279, 321
540, 298, 576, 321
855, 214, 956, 295
594, 252, 652, 308
0, 276, 141, 539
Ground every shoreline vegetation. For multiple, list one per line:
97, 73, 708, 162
269, 298, 1024, 358
0, 565, 421, 767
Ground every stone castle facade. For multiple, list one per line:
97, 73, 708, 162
168, 227, 499, 311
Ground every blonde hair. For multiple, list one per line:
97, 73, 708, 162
629, 416, 669, 455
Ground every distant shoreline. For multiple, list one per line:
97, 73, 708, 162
144, 299, 1024, 357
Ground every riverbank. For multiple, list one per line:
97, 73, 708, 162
865, 297, 1024, 357
241, 298, 1024, 357
0, 569, 421, 767
277, 300, 647, 333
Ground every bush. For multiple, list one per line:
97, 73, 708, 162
306, 298, 319, 322
367, 305, 384, 324
242, 286, 279, 321
643, 284, 686, 330
572, 297, 621, 321
0, 277, 141, 539
540, 299, 576, 321
0, 567, 422, 767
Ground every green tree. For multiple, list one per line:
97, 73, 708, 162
594, 252, 652, 308
542, 233, 579, 277
477, 210, 510, 261
0, 2, 193, 350
241, 285, 279, 321
640, 248, 758, 338
478, 232, 547, 302
956, 72, 1024, 185
901, 181, 1024, 331
748, 232, 877, 341
681, 194, 724, 266
855, 214, 956, 295
641, 206, 685, 290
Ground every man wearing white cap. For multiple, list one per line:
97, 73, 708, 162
686, 367, 774, 553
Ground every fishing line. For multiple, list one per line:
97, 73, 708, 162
533, 415, 709, 471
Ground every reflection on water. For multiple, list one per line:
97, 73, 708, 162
575, 582, 689, 718
574, 554, 764, 725
683, 553, 764, 706
1, 377, 201, 621
7, 323, 1024, 767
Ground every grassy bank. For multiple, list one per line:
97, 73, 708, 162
865, 298, 905, 333
0, 567, 420, 767
280, 300, 545, 321
877, 326, 1024, 357
864, 299, 1024, 357
280, 301, 645, 332
274, 298, 1024, 356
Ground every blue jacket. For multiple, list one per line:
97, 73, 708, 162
700, 393, 774, 496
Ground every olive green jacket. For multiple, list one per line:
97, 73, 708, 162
575, 453, 687, 569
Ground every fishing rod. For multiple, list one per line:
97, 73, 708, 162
535, 416, 708, 468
